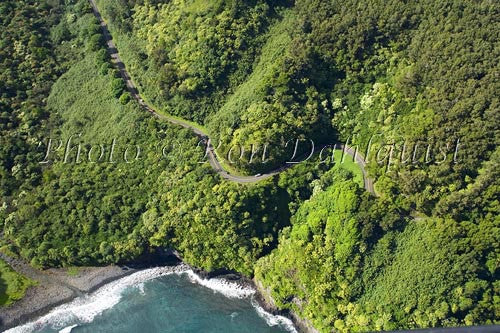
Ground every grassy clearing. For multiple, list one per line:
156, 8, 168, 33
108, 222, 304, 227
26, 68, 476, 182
332, 150, 364, 188
47, 52, 143, 142
66, 267, 80, 277
0, 259, 37, 306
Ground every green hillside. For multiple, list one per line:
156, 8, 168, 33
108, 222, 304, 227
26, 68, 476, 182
0, 0, 497, 331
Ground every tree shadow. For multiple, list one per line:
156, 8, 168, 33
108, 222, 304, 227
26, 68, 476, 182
0, 270, 8, 328
0, 272, 7, 306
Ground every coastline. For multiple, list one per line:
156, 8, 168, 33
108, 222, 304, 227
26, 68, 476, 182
189, 266, 317, 332
252, 279, 319, 333
0, 264, 139, 331
0, 252, 313, 333
0, 249, 180, 331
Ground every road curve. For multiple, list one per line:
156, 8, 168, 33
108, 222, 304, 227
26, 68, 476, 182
88, 0, 375, 193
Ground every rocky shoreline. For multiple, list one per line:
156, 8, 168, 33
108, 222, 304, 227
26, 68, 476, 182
252, 279, 319, 333
193, 266, 318, 333
0, 251, 315, 333
0, 264, 139, 331
0, 249, 179, 331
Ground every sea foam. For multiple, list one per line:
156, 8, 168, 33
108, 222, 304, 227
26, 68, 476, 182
251, 299, 298, 333
184, 270, 255, 299
6, 264, 296, 333
58, 324, 78, 333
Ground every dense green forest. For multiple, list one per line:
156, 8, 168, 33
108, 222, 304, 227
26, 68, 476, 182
0, 0, 332, 274
0, 0, 498, 332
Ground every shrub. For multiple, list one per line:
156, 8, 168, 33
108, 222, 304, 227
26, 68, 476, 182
119, 92, 131, 104
110, 77, 125, 98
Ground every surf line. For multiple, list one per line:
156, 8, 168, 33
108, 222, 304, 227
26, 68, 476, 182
7, 265, 297, 333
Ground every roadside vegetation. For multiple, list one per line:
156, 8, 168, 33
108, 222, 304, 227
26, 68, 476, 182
0, 1, 497, 331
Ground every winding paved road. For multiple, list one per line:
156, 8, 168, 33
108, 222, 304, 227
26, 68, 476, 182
88, 0, 375, 193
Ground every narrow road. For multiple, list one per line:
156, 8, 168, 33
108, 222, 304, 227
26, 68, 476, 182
88, 0, 375, 193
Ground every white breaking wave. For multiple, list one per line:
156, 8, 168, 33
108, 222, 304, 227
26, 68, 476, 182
137, 282, 146, 296
58, 324, 78, 333
251, 299, 298, 333
6, 264, 296, 333
5, 265, 190, 333
184, 270, 255, 298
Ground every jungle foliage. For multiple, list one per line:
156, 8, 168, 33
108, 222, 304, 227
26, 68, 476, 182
0, 0, 498, 331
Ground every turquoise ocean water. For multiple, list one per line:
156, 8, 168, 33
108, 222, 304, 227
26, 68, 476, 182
7, 267, 295, 333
